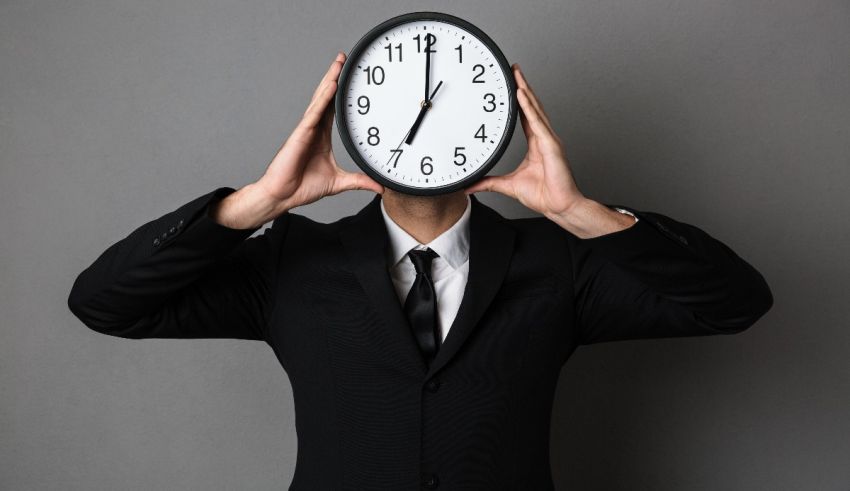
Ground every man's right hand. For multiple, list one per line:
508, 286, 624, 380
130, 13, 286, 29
210, 52, 384, 230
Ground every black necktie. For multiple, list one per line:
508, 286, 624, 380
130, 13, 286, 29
404, 248, 441, 365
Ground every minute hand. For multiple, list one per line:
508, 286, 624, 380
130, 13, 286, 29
424, 33, 434, 101
405, 80, 443, 146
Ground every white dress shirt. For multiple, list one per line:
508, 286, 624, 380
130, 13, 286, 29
379, 195, 637, 343
380, 195, 472, 344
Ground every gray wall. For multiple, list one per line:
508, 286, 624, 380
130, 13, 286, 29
2, 0, 848, 489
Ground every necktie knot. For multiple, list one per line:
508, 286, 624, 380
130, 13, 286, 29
407, 248, 439, 276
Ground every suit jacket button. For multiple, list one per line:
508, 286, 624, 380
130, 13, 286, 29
168, 226, 177, 235
160, 232, 168, 240
422, 473, 439, 488
177, 219, 184, 227
152, 237, 161, 247
425, 379, 441, 393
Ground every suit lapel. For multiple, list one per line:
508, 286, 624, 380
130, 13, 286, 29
426, 194, 515, 378
338, 193, 517, 380
338, 194, 428, 378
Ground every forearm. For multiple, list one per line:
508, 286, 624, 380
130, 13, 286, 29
546, 198, 637, 239
565, 202, 773, 336
208, 182, 288, 230
67, 187, 265, 337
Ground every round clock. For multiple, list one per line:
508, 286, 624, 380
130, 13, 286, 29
335, 12, 518, 196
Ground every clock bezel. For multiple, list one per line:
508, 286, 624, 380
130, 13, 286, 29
335, 11, 518, 196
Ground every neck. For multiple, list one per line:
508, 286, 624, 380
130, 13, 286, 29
382, 189, 469, 244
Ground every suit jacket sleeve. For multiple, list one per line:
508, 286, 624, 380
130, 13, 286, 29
67, 187, 289, 341
567, 204, 774, 345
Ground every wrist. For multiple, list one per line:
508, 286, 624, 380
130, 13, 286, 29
208, 182, 286, 230
547, 198, 637, 239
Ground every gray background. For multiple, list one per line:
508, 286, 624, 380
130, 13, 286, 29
2, 0, 848, 489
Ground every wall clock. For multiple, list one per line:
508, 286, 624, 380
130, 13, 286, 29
335, 12, 518, 196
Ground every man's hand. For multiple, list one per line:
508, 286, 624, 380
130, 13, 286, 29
211, 52, 384, 229
463, 64, 636, 239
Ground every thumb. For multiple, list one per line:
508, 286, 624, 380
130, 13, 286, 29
464, 175, 516, 198
335, 170, 385, 195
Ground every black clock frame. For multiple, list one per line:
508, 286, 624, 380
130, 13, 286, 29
334, 11, 518, 196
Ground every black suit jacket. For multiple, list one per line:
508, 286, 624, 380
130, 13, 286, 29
68, 187, 773, 490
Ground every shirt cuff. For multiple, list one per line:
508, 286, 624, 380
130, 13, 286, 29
612, 206, 639, 223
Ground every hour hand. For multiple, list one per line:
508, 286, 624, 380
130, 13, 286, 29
405, 80, 443, 145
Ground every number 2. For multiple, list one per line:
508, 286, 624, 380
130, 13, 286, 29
472, 64, 485, 83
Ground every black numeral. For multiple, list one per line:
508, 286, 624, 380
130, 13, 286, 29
472, 64, 485, 83
454, 44, 462, 63
413, 33, 436, 53
453, 147, 466, 166
363, 66, 385, 85
384, 43, 402, 62
482, 93, 496, 112
367, 127, 380, 146
474, 124, 487, 142
390, 148, 403, 167
357, 95, 370, 115
420, 156, 433, 175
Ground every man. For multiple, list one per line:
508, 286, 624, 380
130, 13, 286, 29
67, 53, 773, 490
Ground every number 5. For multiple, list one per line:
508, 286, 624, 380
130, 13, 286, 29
453, 147, 466, 165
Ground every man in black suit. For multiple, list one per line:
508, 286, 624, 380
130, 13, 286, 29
68, 53, 773, 490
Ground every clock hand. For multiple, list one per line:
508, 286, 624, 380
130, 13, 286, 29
424, 41, 430, 102
384, 81, 444, 169
404, 80, 443, 146
424, 33, 434, 102
384, 113, 420, 169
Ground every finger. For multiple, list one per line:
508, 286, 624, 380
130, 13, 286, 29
310, 52, 346, 104
513, 65, 555, 132
298, 79, 337, 132
517, 88, 554, 142
511, 63, 534, 144
463, 175, 516, 198
513, 64, 543, 114
334, 170, 385, 195
518, 98, 533, 142
320, 78, 338, 130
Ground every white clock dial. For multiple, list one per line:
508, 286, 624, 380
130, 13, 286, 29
338, 16, 515, 194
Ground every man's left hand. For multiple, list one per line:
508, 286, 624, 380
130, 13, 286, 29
464, 64, 636, 239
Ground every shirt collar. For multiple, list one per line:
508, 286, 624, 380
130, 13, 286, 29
380, 194, 471, 270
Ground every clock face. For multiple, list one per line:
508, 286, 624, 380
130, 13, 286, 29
336, 12, 517, 195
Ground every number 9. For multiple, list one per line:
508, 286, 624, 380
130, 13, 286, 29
357, 96, 370, 115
